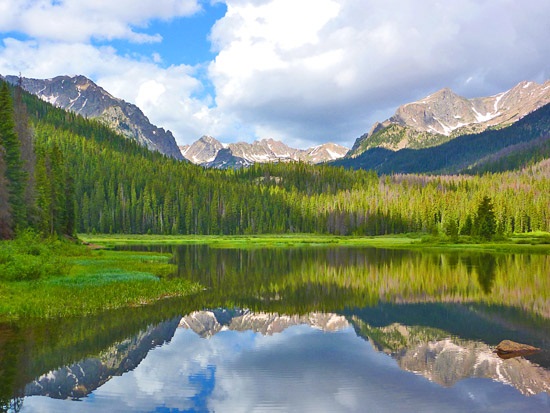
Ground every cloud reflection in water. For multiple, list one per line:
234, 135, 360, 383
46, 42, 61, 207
21, 320, 550, 413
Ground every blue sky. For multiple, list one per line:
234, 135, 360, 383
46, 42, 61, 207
108, 2, 226, 67
0, 0, 549, 148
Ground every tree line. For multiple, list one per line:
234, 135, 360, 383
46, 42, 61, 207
0, 80, 75, 239
1, 80, 549, 239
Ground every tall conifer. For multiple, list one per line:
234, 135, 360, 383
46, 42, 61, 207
0, 81, 26, 233
14, 76, 36, 225
0, 146, 13, 238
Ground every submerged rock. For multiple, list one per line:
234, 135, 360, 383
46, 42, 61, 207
495, 340, 541, 359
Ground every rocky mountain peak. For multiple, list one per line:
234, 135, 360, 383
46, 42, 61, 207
179, 135, 224, 164
349, 79, 550, 156
181, 136, 349, 168
3, 74, 183, 160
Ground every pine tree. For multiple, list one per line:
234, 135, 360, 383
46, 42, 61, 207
0, 81, 26, 233
474, 196, 497, 240
13, 76, 36, 226
0, 146, 13, 239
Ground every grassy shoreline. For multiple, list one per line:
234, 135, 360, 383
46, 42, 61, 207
0, 234, 201, 322
1, 231, 548, 322
79, 232, 550, 253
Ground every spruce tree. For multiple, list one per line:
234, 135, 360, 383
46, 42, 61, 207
0, 146, 13, 239
474, 196, 497, 240
0, 81, 26, 233
13, 77, 36, 226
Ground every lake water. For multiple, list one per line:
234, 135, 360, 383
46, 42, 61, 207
1, 245, 549, 412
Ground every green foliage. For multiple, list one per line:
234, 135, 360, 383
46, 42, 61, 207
444, 218, 459, 242
2, 80, 548, 240
0, 230, 81, 281
0, 246, 198, 320
0, 82, 26, 233
473, 196, 497, 240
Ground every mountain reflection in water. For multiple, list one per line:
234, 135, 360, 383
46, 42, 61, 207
2, 245, 550, 412
14, 308, 550, 413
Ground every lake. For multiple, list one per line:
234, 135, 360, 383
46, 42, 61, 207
1, 245, 549, 412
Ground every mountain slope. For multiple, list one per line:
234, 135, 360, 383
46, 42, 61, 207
334, 101, 550, 174
350, 80, 550, 156
180, 136, 348, 168
3, 74, 183, 160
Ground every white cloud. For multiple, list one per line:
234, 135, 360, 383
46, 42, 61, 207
208, 0, 550, 147
0, 36, 228, 144
0, 0, 202, 43
1, 0, 549, 148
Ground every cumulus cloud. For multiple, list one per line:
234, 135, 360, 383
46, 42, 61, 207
1, 0, 549, 148
209, 0, 550, 147
0, 0, 201, 43
0, 36, 225, 143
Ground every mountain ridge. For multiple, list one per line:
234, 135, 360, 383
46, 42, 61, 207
350, 79, 550, 156
334, 101, 550, 174
180, 136, 348, 168
1, 74, 184, 160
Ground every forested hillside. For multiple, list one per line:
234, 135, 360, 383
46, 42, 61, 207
334, 102, 550, 174
1, 80, 549, 238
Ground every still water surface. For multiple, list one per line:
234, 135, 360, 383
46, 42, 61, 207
1, 245, 549, 412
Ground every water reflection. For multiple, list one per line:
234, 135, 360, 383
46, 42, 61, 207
12, 309, 550, 413
174, 245, 550, 318
24, 318, 180, 400
1, 245, 550, 412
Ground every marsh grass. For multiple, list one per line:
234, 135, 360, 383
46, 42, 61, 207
0, 236, 200, 321
79, 232, 550, 253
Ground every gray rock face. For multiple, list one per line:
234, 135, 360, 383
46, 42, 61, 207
350, 80, 550, 156
180, 135, 224, 164
180, 136, 349, 168
3, 75, 183, 160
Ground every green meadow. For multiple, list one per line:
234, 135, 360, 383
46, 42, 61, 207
0, 231, 200, 321
80, 232, 550, 252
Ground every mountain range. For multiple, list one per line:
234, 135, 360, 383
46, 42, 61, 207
3, 74, 549, 173
180, 136, 349, 168
2, 74, 348, 166
349, 79, 550, 156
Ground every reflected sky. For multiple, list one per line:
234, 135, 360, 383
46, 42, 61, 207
20, 324, 550, 413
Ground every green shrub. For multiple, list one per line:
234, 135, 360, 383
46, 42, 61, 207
0, 230, 82, 281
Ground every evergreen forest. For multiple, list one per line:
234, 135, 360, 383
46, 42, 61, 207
1, 79, 549, 239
